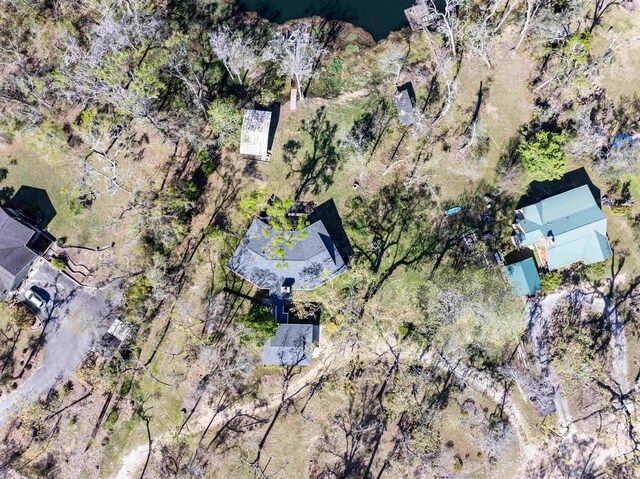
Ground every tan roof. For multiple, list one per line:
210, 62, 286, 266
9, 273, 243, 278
240, 109, 271, 159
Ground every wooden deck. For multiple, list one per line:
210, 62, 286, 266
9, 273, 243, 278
404, 5, 435, 31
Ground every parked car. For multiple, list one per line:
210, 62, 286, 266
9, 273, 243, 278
25, 288, 46, 310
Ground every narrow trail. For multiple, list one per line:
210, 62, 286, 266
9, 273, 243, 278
601, 296, 629, 392
427, 351, 538, 467
111, 351, 336, 479
527, 291, 577, 433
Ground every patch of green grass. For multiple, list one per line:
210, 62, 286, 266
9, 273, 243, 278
103, 407, 120, 429
344, 44, 359, 55
0, 140, 129, 246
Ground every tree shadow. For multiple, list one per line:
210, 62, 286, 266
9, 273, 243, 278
310, 198, 354, 263
284, 107, 344, 200
516, 167, 601, 209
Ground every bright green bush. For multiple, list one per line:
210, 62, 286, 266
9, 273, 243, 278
583, 260, 610, 282
239, 305, 278, 345
518, 131, 566, 181
50, 257, 65, 271
540, 271, 563, 293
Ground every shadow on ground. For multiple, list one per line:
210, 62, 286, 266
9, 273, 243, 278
8, 186, 57, 229
311, 198, 354, 263
517, 168, 601, 209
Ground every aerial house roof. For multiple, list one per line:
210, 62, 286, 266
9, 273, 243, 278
393, 84, 416, 126
227, 218, 347, 292
240, 109, 272, 161
514, 185, 612, 271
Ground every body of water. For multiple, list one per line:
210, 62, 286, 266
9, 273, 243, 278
238, 0, 415, 41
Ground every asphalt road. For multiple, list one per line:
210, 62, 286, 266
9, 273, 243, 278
0, 259, 121, 424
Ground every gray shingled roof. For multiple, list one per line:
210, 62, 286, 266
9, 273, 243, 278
393, 89, 415, 126
228, 219, 347, 291
262, 324, 318, 366
0, 209, 36, 293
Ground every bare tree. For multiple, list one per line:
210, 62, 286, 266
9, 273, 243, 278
516, 0, 585, 50
462, 0, 517, 68
59, 3, 165, 117
208, 28, 259, 84
265, 25, 325, 102
596, 141, 640, 173
515, 0, 542, 50
378, 47, 407, 82
566, 104, 608, 158
416, 0, 463, 58
166, 35, 209, 115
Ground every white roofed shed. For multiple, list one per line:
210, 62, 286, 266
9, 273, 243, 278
240, 109, 272, 161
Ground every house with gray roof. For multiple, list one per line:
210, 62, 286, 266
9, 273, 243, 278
262, 323, 319, 366
0, 208, 40, 298
229, 206, 349, 367
228, 218, 347, 292
513, 185, 612, 271
393, 83, 416, 126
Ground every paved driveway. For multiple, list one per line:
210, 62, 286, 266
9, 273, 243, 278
0, 259, 121, 423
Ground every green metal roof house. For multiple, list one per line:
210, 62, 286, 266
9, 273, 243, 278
513, 185, 612, 271
504, 258, 541, 297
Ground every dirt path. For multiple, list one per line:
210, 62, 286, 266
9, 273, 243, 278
279, 88, 371, 124
110, 349, 337, 479
527, 291, 577, 433
427, 351, 537, 466
114, 444, 149, 479
600, 296, 629, 392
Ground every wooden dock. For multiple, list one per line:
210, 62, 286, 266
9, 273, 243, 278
404, 5, 435, 31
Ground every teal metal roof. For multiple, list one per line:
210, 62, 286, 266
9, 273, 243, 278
516, 185, 612, 270
504, 258, 541, 297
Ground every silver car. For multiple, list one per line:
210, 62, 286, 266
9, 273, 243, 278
25, 288, 46, 310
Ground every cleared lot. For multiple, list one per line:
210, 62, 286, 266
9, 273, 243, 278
0, 259, 122, 423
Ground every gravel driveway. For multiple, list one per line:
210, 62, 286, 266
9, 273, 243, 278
0, 258, 121, 424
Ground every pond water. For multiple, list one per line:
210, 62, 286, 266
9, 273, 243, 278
238, 0, 415, 41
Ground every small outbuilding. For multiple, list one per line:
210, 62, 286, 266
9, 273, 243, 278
393, 83, 416, 126
240, 109, 272, 161
262, 323, 319, 366
504, 257, 541, 297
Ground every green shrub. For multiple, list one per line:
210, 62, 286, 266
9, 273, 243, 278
197, 148, 219, 175
453, 455, 463, 471
119, 375, 133, 397
611, 205, 632, 216
68, 198, 83, 216
239, 305, 278, 345
583, 260, 610, 282
124, 276, 152, 319
207, 98, 242, 148
540, 271, 563, 293
518, 131, 566, 181
204, 225, 224, 242
50, 257, 65, 271
345, 44, 359, 55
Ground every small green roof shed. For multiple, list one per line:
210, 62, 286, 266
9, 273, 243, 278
504, 257, 541, 297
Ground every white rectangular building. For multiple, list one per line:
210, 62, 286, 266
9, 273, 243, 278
240, 109, 272, 161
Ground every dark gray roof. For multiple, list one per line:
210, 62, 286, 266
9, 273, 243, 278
0, 209, 36, 293
228, 219, 347, 291
393, 89, 415, 126
262, 324, 318, 366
